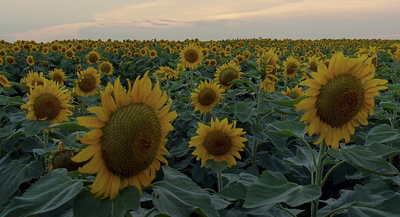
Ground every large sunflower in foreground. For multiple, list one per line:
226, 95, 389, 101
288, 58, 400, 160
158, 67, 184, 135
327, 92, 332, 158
21, 79, 73, 126
190, 80, 224, 114
214, 61, 244, 90
189, 117, 247, 167
296, 52, 388, 149
74, 67, 101, 97
179, 44, 203, 69
71, 72, 177, 200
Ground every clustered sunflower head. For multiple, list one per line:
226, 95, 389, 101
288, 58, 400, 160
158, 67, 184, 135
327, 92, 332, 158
98, 61, 114, 75
281, 85, 305, 99
71, 72, 177, 200
20, 70, 47, 89
21, 79, 74, 126
153, 66, 179, 81
189, 117, 247, 167
190, 80, 224, 114
0, 75, 12, 88
296, 52, 388, 149
179, 44, 203, 69
86, 51, 101, 64
49, 68, 67, 86
74, 67, 101, 97
214, 61, 244, 90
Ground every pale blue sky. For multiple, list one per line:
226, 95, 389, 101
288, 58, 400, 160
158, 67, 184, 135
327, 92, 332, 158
1, 0, 399, 42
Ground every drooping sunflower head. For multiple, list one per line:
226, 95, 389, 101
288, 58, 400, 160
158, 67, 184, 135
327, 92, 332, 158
71, 72, 177, 200
48, 143, 89, 172
74, 67, 101, 97
20, 70, 47, 89
179, 44, 203, 69
296, 52, 388, 149
214, 61, 244, 90
189, 117, 247, 167
282, 56, 301, 79
0, 75, 11, 88
49, 68, 67, 86
190, 80, 224, 114
86, 51, 101, 64
98, 61, 114, 76
281, 85, 305, 99
21, 79, 74, 126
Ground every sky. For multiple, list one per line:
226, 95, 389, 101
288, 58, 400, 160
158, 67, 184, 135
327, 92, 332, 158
1, 0, 400, 42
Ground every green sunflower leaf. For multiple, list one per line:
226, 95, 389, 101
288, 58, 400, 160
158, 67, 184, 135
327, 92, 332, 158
266, 96, 305, 108
22, 119, 51, 137
152, 166, 219, 217
0, 160, 43, 207
1, 169, 82, 217
234, 102, 256, 122
365, 124, 400, 146
73, 186, 140, 217
269, 120, 307, 139
244, 170, 321, 208
206, 159, 228, 173
50, 121, 90, 131
327, 145, 397, 175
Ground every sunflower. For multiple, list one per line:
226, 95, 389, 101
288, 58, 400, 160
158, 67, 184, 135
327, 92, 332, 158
48, 143, 88, 172
41, 61, 50, 68
210, 59, 217, 67
5, 56, 15, 65
281, 85, 304, 99
49, 68, 67, 86
50, 43, 59, 53
282, 56, 301, 79
86, 51, 101, 64
71, 72, 177, 200
74, 67, 101, 97
0, 49, 6, 57
21, 79, 73, 126
214, 61, 244, 90
42, 46, 49, 55
12, 46, 21, 54
190, 80, 224, 114
20, 70, 48, 89
0, 57, 3, 66
149, 50, 157, 59
260, 50, 280, 93
65, 49, 75, 60
140, 48, 148, 57
179, 44, 203, 69
189, 117, 247, 167
99, 61, 114, 76
301, 55, 320, 80
26, 55, 35, 66
0, 75, 11, 88
75, 43, 84, 51
296, 52, 388, 149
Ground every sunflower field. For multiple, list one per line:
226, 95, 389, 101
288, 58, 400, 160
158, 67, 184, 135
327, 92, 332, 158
1, 38, 400, 217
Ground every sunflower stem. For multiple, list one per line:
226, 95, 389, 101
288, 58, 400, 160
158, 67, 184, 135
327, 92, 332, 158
311, 140, 327, 217
43, 129, 49, 147
251, 138, 259, 166
144, 207, 157, 217
217, 172, 223, 192
321, 160, 346, 186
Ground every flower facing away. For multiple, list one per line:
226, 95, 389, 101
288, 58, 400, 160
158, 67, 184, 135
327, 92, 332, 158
282, 56, 301, 79
179, 44, 203, 69
49, 68, 67, 86
190, 80, 224, 114
86, 51, 101, 64
296, 52, 388, 149
21, 79, 74, 126
98, 61, 114, 76
153, 66, 179, 81
0, 75, 11, 88
74, 67, 101, 97
214, 61, 244, 90
260, 50, 280, 93
71, 72, 177, 200
281, 85, 305, 99
189, 118, 247, 167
